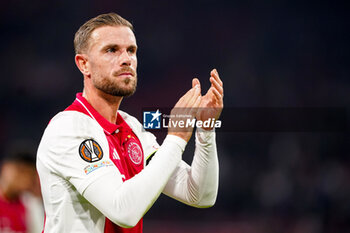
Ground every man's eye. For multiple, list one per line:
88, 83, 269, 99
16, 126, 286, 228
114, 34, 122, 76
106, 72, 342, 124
107, 48, 116, 53
128, 48, 136, 54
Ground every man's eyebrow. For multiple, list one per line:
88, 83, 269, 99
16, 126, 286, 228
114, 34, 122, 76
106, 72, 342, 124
100, 44, 138, 51
100, 44, 119, 50
128, 45, 138, 51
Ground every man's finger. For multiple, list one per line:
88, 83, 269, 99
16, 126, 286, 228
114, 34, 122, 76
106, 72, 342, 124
210, 69, 223, 86
192, 95, 201, 109
190, 95, 201, 117
209, 77, 224, 94
210, 86, 223, 102
210, 77, 224, 96
175, 85, 201, 109
175, 86, 196, 107
184, 85, 200, 108
192, 78, 201, 89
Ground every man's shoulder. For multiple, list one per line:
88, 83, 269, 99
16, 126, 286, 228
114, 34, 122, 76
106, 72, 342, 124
118, 109, 132, 119
44, 111, 102, 138
50, 110, 94, 126
118, 110, 141, 128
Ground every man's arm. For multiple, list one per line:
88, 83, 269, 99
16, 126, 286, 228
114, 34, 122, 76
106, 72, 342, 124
83, 84, 202, 227
38, 85, 201, 228
162, 69, 223, 207
82, 134, 186, 228
163, 129, 219, 207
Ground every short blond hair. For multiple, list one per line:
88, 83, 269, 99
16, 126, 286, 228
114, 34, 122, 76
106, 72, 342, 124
74, 12, 133, 54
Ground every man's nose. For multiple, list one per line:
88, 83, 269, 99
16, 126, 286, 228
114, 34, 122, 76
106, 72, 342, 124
119, 50, 131, 66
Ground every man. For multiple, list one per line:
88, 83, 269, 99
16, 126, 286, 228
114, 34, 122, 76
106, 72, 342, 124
37, 12, 224, 233
0, 150, 44, 233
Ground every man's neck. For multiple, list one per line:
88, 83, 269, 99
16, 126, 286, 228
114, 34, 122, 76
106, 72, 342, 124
82, 88, 123, 124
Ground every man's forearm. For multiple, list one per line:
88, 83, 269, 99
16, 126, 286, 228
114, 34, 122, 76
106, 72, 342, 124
82, 135, 186, 228
163, 129, 219, 207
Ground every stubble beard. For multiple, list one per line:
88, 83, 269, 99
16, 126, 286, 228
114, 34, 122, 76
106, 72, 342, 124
93, 74, 138, 97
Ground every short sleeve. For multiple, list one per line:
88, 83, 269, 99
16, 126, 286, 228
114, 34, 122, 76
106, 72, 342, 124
37, 111, 121, 194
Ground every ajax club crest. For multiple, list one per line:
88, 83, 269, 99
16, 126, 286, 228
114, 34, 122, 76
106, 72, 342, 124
127, 141, 143, 165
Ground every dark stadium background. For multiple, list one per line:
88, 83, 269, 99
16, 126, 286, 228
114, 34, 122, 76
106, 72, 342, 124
1, 0, 349, 232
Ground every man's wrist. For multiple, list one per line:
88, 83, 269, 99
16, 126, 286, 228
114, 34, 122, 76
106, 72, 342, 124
196, 127, 215, 144
164, 134, 187, 152
167, 131, 192, 143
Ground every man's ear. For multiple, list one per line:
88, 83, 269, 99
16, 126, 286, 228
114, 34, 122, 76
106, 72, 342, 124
75, 54, 90, 77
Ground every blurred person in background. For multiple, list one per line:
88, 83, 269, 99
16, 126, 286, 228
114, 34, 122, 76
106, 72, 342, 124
0, 149, 44, 233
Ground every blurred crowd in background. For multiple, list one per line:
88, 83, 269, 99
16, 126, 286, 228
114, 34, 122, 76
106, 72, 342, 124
0, 0, 349, 232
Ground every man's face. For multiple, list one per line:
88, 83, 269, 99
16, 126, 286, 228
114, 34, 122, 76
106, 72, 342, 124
85, 25, 138, 97
0, 162, 37, 200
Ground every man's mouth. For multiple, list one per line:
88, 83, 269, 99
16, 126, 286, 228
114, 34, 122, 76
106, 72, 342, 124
118, 72, 134, 78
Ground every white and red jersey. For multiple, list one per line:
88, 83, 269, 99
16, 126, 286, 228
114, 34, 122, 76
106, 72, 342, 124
0, 193, 44, 233
37, 93, 219, 233
0, 195, 27, 233
65, 93, 149, 232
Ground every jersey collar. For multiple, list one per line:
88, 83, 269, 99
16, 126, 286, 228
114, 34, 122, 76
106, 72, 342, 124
74, 93, 129, 135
